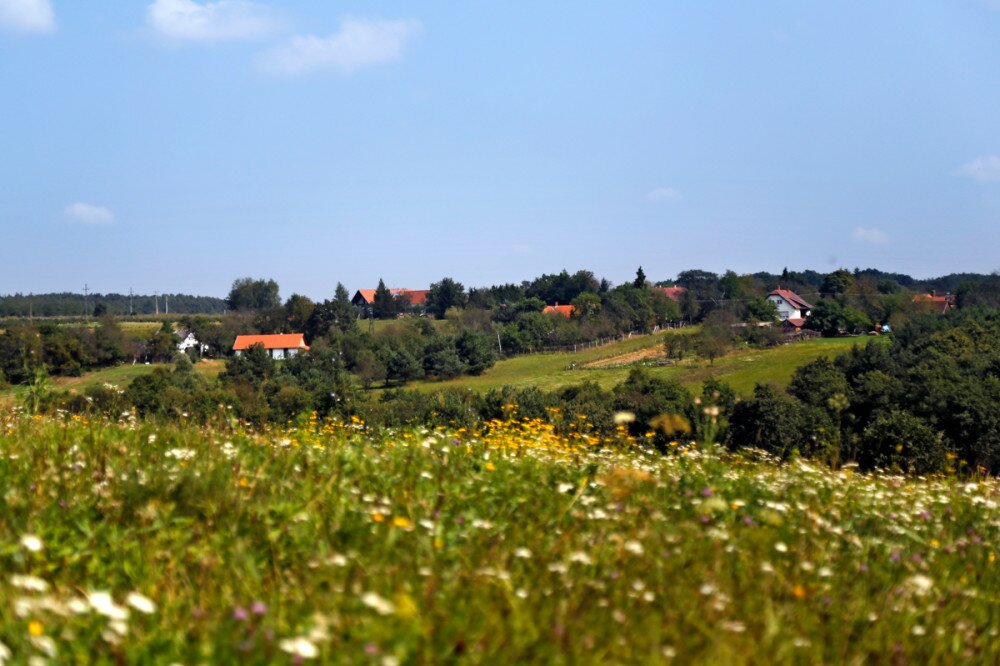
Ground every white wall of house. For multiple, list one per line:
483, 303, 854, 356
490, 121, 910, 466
767, 295, 803, 321
236, 347, 301, 359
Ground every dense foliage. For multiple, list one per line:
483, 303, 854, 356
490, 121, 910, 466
728, 308, 1000, 474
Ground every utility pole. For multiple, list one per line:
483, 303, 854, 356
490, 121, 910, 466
83, 283, 89, 321
129, 288, 134, 316
154, 292, 159, 315
165, 294, 169, 315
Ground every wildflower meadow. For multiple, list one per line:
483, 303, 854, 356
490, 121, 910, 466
1, 411, 999, 664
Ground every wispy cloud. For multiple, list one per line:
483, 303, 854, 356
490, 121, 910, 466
65, 202, 115, 225
957, 155, 1000, 183
258, 17, 421, 77
146, 0, 277, 41
645, 187, 682, 203
0, 0, 55, 33
851, 227, 889, 245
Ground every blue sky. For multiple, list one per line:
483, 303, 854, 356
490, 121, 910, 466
1, 1, 999, 300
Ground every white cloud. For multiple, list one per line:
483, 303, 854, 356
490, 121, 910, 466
65, 202, 115, 225
645, 187, 682, 202
0, 0, 55, 33
259, 17, 421, 77
146, 0, 276, 41
957, 155, 1000, 183
851, 227, 889, 244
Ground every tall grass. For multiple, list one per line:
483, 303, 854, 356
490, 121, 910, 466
0, 412, 997, 663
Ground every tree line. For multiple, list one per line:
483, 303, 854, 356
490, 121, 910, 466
0, 292, 226, 317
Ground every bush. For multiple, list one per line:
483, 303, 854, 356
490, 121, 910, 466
858, 410, 946, 474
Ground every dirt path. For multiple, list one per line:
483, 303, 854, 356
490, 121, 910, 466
583, 346, 665, 368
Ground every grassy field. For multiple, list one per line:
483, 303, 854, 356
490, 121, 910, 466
0, 360, 224, 406
362, 318, 451, 336
0, 415, 996, 663
414, 334, 864, 395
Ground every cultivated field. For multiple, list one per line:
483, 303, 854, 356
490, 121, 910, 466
0, 415, 997, 663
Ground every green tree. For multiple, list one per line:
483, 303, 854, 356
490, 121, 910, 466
821, 269, 855, 296
455, 329, 497, 375
306, 298, 356, 341
612, 368, 696, 448
422, 337, 466, 379
788, 357, 849, 411
633, 266, 647, 289
146, 322, 180, 362
284, 294, 315, 333
695, 310, 737, 365
745, 297, 779, 323
807, 298, 871, 336
571, 292, 602, 318
226, 277, 281, 311
663, 332, 691, 360
859, 410, 946, 474
94, 315, 127, 365
728, 384, 804, 459
0, 323, 44, 384
335, 282, 351, 303
372, 279, 398, 319
221, 344, 275, 385
427, 278, 467, 319
718, 270, 747, 300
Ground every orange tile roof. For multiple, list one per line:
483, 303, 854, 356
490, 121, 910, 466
543, 304, 575, 317
353, 288, 429, 306
399, 289, 430, 306
232, 333, 309, 351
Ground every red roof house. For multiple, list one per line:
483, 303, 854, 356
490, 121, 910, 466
656, 286, 688, 302
912, 292, 954, 315
351, 288, 429, 308
767, 287, 813, 321
233, 333, 309, 360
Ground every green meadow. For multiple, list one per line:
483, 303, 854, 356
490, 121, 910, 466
412, 333, 864, 395
0, 416, 996, 663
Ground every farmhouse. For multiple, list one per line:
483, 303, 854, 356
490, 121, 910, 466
351, 289, 430, 309
767, 287, 813, 322
912, 291, 955, 315
233, 333, 309, 360
543, 303, 575, 317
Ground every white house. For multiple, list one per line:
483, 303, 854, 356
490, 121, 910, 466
767, 287, 813, 325
232, 333, 310, 360
175, 329, 208, 355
